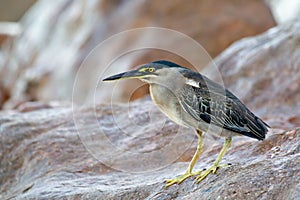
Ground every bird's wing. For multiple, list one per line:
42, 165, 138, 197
178, 74, 268, 140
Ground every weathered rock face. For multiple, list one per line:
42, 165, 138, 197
0, 0, 275, 109
205, 22, 300, 130
1, 21, 300, 199
0, 100, 299, 199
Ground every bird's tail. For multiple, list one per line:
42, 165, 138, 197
247, 114, 270, 140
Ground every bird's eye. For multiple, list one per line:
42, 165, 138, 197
148, 68, 155, 72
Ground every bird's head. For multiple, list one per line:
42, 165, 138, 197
102, 60, 185, 84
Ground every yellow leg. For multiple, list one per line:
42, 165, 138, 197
196, 137, 232, 183
165, 130, 203, 187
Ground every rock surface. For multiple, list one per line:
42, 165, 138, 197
2, 5, 300, 200
205, 22, 300, 130
0, 0, 275, 108
0, 100, 299, 199
1, 21, 300, 198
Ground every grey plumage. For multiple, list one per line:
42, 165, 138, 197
178, 68, 269, 140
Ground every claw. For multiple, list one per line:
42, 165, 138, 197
164, 172, 195, 188
195, 163, 230, 183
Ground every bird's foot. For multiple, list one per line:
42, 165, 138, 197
195, 163, 230, 183
165, 171, 196, 188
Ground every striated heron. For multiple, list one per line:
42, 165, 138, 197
103, 60, 269, 187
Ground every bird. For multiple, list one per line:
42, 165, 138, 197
102, 60, 270, 187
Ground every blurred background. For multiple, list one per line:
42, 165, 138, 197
0, 0, 299, 110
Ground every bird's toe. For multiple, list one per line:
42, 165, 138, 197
164, 172, 194, 188
195, 163, 230, 183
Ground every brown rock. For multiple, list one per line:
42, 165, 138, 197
205, 22, 300, 130
0, 99, 299, 199
0, 0, 36, 21
132, 0, 275, 59
3, 3, 300, 200
0, 82, 9, 109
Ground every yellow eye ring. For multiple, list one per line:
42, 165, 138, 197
148, 68, 155, 72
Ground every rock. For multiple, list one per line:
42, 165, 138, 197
0, 0, 36, 22
131, 0, 275, 59
2, 18, 300, 194
0, 99, 299, 199
266, 0, 300, 24
0, 0, 275, 108
0, 81, 9, 109
205, 22, 300, 130
2, 4, 300, 200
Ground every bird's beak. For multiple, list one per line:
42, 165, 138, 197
102, 69, 154, 81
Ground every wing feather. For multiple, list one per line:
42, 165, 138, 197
178, 70, 269, 140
